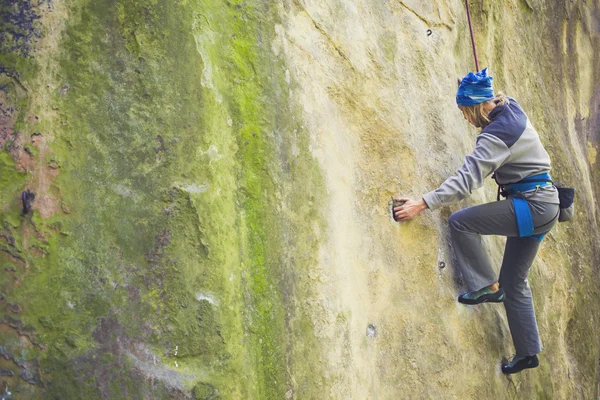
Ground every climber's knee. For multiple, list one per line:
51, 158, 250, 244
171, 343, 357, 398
449, 209, 468, 231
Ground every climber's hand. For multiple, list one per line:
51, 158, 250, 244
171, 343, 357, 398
393, 197, 428, 221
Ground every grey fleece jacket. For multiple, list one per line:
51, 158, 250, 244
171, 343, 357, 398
422, 98, 559, 211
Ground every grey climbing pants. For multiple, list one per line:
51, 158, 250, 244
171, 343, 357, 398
449, 198, 559, 356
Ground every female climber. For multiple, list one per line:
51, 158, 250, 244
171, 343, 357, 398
393, 68, 560, 375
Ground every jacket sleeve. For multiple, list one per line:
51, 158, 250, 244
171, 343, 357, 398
422, 133, 511, 211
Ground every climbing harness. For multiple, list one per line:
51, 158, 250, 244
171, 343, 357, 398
495, 173, 553, 241
494, 173, 575, 241
464, 0, 480, 71
499, 174, 575, 222
496, 173, 553, 200
506, 173, 554, 241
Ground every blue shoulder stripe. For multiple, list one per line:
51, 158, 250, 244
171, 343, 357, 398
482, 98, 527, 148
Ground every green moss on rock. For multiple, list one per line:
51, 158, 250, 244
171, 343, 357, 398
1, 0, 327, 398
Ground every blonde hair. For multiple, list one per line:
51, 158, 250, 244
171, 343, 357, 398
459, 93, 509, 128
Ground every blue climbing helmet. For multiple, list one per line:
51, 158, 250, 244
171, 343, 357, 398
456, 68, 495, 106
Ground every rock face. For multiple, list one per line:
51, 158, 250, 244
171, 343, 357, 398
0, 0, 599, 398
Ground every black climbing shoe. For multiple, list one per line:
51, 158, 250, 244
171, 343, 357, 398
458, 287, 505, 305
502, 354, 539, 375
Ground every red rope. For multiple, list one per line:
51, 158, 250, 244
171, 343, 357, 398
465, 0, 480, 71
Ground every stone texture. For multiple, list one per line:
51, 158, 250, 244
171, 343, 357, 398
0, 0, 598, 398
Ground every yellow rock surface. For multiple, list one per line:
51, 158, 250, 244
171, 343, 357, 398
0, 0, 598, 398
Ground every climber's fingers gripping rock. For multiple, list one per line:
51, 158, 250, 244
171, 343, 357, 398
394, 197, 428, 221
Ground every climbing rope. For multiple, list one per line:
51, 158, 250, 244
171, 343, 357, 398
464, 0, 480, 71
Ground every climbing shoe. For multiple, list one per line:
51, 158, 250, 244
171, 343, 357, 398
502, 354, 539, 375
457, 286, 505, 305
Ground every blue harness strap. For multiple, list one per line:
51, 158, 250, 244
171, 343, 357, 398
512, 198, 545, 241
512, 198, 534, 237
507, 173, 553, 242
505, 172, 552, 196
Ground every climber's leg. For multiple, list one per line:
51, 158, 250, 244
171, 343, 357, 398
449, 200, 518, 292
498, 236, 543, 356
